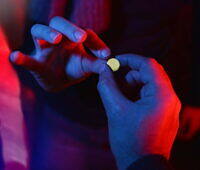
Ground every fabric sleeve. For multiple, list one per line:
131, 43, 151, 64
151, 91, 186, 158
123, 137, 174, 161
127, 155, 174, 170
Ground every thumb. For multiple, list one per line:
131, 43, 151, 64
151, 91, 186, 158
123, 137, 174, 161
97, 66, 128, 117
81, 57, 107, 74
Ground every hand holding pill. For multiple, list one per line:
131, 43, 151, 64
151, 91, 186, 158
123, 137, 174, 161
98, 54, 181, 170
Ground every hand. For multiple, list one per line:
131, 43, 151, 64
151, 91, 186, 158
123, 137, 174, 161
178, 106, 200, 141
10, 16, 110, 92
97, 54, 181, 170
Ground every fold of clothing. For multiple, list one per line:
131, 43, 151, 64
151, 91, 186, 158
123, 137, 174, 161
190, 0, 200, 106
28, 0, 68, 24
0, 27, 29, 170
29, 0, 111, 34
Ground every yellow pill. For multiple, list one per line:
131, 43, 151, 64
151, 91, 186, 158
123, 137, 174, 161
107, 58, 120, 72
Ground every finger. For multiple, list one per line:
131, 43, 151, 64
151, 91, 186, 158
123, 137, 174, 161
116, 54, 172, 87
10, 51, 43, 74
81, 57, 107, 74
84, 29, 111, 59
125, 70, 141, 87
31, 24, 62, 44
49, 16, 87, 43
116, 54, 176, 103
97, 66, 129, 117
116, 54, 148, 70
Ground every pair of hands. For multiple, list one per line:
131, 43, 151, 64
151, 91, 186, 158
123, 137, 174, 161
8, 17, 181, 169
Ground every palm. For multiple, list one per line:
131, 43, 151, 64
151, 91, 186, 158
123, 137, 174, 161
31, 40, 89, 91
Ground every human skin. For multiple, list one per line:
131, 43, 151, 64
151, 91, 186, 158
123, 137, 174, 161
10, 16, 111, 92
97, 54, 181, 170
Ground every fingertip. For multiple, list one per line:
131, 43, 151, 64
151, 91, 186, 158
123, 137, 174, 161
10, 51, 23, 65
100, 48, 111, 59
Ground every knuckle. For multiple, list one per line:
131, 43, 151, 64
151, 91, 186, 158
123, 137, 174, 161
166, 93, 181, 108
147, 58, 157, 65
140, 57, 152, 67
85, 28, 93, 33
158, 64, 165, 71
143, 58, 163, 72
31, 24, 40, 34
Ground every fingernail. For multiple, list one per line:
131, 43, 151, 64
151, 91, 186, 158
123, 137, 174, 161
50, 32, 62, 43
10, 51, 20, 62
74, 30, 86, 42
101, 49, 111, 59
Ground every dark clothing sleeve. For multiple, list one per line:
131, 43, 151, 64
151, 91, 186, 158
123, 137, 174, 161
190, 0, 200, 106
109, 0, 182, 58
127, 155, 174, 170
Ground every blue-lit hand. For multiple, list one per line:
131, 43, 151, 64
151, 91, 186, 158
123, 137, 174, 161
10, 16, 110, 92
97, 54, 181, 170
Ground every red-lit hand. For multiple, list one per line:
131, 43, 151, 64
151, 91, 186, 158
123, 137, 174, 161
178, 106, 200, 140
10, 17, 110, 92
97, 54, 181, 170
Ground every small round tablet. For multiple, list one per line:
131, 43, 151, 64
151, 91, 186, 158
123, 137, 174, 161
107, 58, 120, 72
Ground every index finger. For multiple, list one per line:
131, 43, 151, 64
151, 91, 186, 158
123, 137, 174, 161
49, 16, 87, 43
116, 54, 171, 86
116, 53, 152, 70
